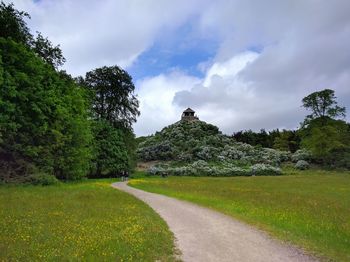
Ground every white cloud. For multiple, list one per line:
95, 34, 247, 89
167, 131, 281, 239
6, 0, 350, 135
146, 0, 350, 135
133, 71, 200, 136
9, 0, 207, 76
173, 52, 305, 134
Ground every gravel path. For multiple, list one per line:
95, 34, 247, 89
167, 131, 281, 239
112, 182, 316, 262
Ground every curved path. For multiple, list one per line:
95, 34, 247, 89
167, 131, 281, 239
112, 182, 316, 262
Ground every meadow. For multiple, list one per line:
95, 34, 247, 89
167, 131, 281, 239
129, 169, 350, 261
0, 179, 176, 261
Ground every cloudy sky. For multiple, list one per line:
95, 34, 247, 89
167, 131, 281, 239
9, 0, 350, 136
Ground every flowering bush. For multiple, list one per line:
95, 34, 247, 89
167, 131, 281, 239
295, 160, 310, 170
291, 149, 311, 162
250, 164, 282, 176
140, 120, 290, 176
148, 161, 252, 177
148, 166, 165, 176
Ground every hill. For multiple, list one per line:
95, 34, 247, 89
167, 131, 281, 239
137, 120, 308, 176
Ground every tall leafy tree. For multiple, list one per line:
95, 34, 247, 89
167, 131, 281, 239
83, 66, 140, 129
82, 65, 140, 176
300, 89, 349, 168
302, 89, 346, 124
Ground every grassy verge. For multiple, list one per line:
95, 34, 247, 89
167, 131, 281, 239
0, 179, 176, 261
129, 170, 350, 261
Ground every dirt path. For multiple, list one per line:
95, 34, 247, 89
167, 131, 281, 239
112, 182, 316, 262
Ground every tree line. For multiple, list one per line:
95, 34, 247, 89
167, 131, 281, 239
0, 2, 139, 183
233, 89, 350, 169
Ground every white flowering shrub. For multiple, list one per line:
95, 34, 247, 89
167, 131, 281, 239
140, 120, 291, 176
220, 145, 244, 160
148, 166, 165, 175
295, 160, 310, 170
195, 146, 218, 160
291, 149, 311, 162
250, 164, 282, 176
147, 161, 251, 177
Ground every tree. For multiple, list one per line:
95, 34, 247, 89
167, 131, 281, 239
0, 1, 32, 45
302, 89, 346, 124
300, 89, 349, 168
83, 66, 140, 129
82, 66, 140, 177
0, 38, 92, 181
273, 130, 300, 152
0, 2, 65, 69
300, 118, 350, 167
32, 32, 66, 68
90, 120, 129, 177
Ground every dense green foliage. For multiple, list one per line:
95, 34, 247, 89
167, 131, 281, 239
0, 38, 92, 181
90, 120, 129, 177
0, 2, 65, 69
130, 171, 350, 261
300, 117, 350, 168
0, 2, 32, 45
232, 89, 349, 169
82, 66, 140, 177
300, 89, 349, 168
0, 179, 176, 260
0, 3, 139, 182
138, 120, 292, 176
233, 129, 301, 152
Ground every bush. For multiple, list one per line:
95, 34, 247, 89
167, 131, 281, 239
250, 164, 282, 176
295, 160, 310, 170
291, 149, 311, 162
26, 173, 60, 186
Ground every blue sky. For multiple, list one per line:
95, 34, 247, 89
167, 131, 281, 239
9, 0, 350, 136
129, 21, 219, 80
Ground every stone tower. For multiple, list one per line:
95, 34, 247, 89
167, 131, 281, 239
181, 108, 199, 121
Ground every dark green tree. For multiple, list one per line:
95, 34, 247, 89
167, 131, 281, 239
0, 2, 65, 69
273, 130, 300, 153
0, 38, 92, 181
302, 89, 346, 124
82, 65, 140, 176
300, 89, 349, 168
90, 120, 129, 177
300, 118, 350, 167
32, 32, 66, 68
83, 66, 140, 129
0, 1, 32, 45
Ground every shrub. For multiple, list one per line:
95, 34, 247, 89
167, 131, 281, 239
295, 160, 310, 170
26, 173, 60, 186
148, 166, 165, 176
250, 164, 282, 176
291, 149, 311, 162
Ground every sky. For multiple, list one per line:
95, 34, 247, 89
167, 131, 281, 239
8, 0, 350, 136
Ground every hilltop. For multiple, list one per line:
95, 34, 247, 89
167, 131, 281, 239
137, 120, 307, 176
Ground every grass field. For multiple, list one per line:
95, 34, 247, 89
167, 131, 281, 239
0, 179, 176, 261
129, 169, 350, 261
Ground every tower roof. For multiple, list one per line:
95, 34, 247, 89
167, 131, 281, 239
183, 108, 195, 113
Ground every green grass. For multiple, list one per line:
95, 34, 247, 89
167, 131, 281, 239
129, 170, 350, 261
0, 179, 176, 261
